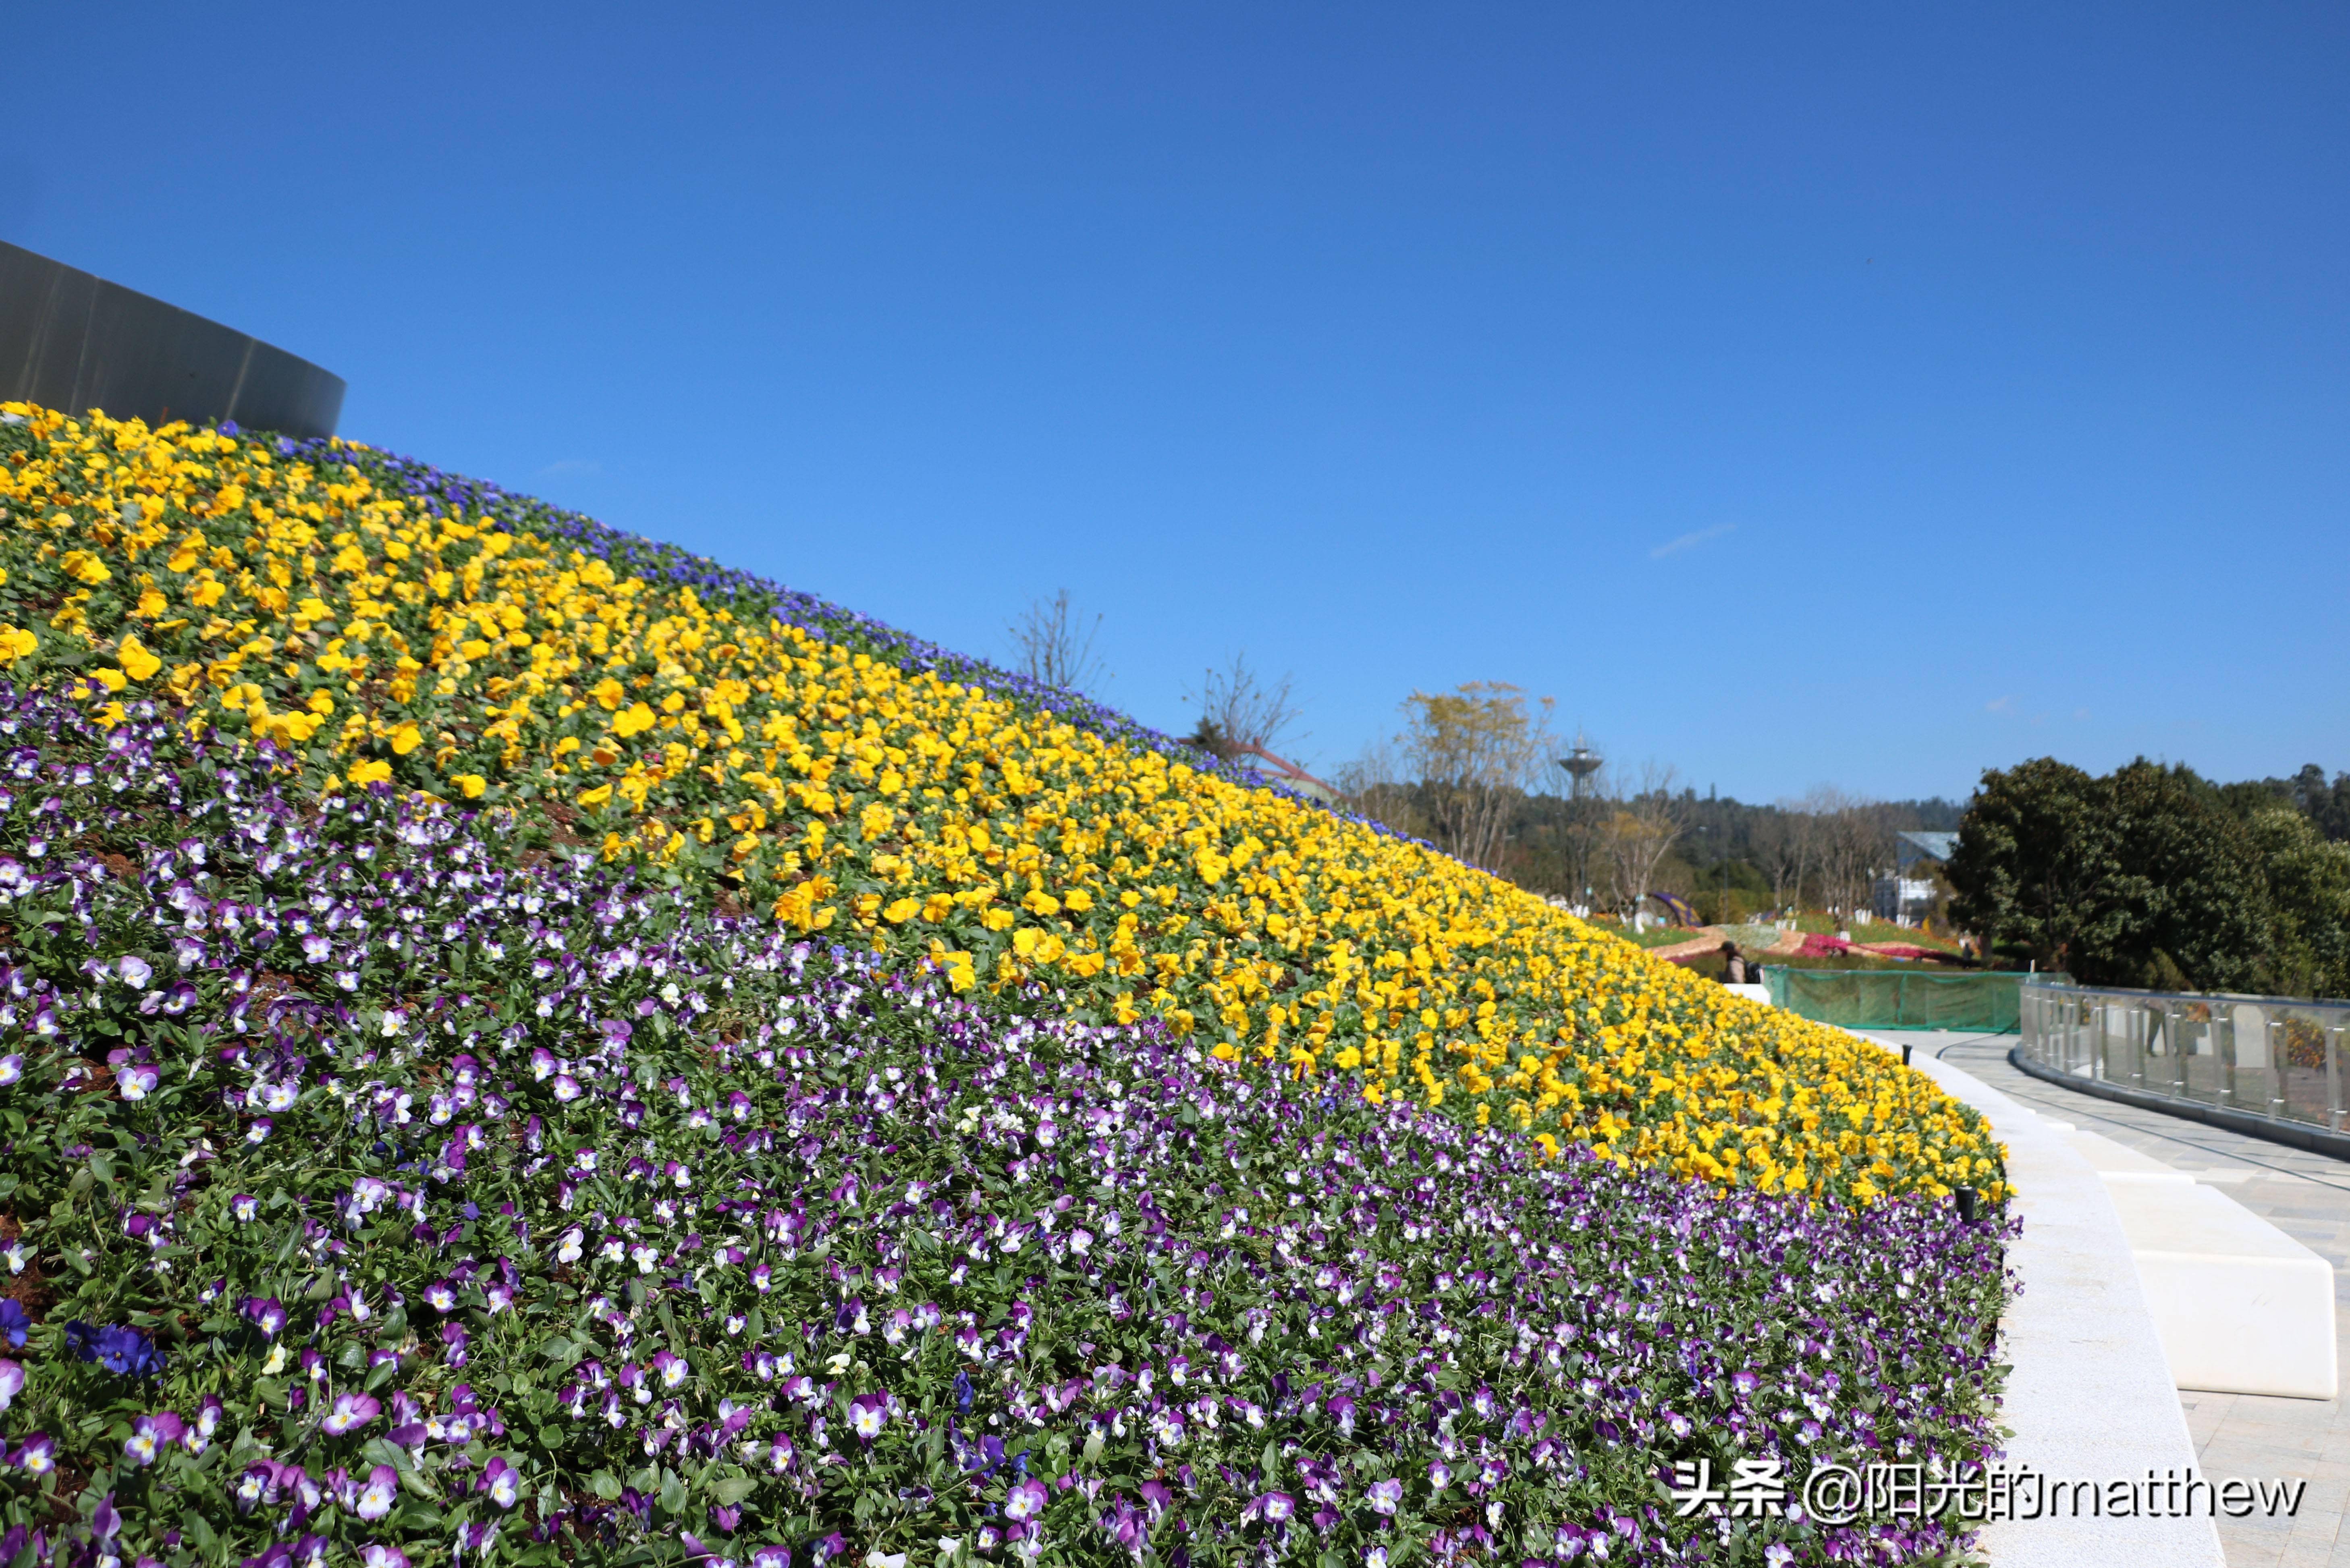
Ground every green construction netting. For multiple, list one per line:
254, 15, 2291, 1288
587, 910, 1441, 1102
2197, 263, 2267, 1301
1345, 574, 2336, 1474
1761, 967, 2027, 1033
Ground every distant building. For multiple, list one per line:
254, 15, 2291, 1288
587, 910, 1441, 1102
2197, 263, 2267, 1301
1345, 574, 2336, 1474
1874, 832, 1960, 923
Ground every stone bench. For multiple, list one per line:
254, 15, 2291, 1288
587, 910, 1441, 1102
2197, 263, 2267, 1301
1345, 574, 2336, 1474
2062, 1123, 2338, 1400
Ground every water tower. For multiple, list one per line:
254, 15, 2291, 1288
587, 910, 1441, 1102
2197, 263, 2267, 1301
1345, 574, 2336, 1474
1555, 732, 1603, 800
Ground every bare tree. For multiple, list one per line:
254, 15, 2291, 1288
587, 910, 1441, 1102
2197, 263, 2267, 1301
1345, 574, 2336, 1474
1598, 763, 1683, 915
1183, 653, 1304, 759
1748, 810, 1805, 916
1333, 736, 1426, 839
1396, 682, 1557, 871
1007, 589, 1107, 694
1796, 787, 1895, 923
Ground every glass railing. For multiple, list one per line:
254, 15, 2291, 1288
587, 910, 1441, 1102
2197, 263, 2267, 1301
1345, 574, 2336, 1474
2017, 976, 2350, 1133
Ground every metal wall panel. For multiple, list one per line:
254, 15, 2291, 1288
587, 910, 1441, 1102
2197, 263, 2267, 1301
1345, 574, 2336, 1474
0, 240, 344, 439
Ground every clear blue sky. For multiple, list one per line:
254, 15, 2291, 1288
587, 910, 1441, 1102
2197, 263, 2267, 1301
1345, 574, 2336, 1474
12, 4, 2347, 802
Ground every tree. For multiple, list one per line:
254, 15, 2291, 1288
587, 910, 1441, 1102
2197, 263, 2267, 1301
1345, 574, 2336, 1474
1946, 757, 2274, 989
1596, 764, 1682, 917
2289, 765, 2350, 843
2103, 760, 2271, 991
1945, 759, 2127, 975
2247, 807, 2350, 998
1748, 809, 1808, 916
1183, 653, 1302, 761
1395, 682, 1556, 871
1800, 787, 1891, 923
1007, 589, 1107, 695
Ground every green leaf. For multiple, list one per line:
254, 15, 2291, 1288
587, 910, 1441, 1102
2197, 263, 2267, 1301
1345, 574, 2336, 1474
658, 1473, 687, 1517
707, 1475, 757, 1506
590, 1470, 623, 1501
181, 1514, 220, 1553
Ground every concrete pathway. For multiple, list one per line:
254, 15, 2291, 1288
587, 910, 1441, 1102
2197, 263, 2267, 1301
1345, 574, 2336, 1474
1879, 1031, 2350, 1568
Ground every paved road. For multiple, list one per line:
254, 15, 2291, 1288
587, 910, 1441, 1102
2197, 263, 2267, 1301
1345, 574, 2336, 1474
1871, 1031, 2350, 1568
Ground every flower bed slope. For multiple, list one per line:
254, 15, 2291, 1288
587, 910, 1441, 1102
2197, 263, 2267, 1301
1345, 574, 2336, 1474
0, 693, 2006, 1568
0, 407, 2001, 1203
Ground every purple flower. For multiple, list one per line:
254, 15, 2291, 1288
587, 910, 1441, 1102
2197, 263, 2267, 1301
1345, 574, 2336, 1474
123, 1411, 185, 1466
1245, 1491, 1296, 1525
359, 1547, 409, 1568
0, 1300, 27, 1348
241, 1297, 287, 1339
116, 1063, 160, 1100
355, 1465, 399, 1521
12, 1433, 55, 1475
848, 1390, 890, 1441
322, 1391, 380, 1436
1366, 1477, 1403, 1516
482, 1455, 521, 1509
1003, 1479, 1048, 1522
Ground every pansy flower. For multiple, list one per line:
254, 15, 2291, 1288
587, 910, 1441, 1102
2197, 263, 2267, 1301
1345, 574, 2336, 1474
847, 1390, 890, 1441
122, 1412, 185, 1466
481, 1456, 521, 1509
355, 1465, 399, 1522
322, 1392, 381, 1436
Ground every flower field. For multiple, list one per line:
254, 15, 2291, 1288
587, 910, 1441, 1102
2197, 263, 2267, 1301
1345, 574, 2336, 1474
0, 407, 2003, 1205
0, 690, 2008, 1568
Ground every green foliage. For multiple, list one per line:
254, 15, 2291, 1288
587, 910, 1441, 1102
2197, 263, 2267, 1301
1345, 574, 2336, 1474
1949, 757, 2350, 998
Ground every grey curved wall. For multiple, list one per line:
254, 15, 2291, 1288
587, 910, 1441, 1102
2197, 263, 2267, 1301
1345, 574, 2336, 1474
0, 240, 344, 439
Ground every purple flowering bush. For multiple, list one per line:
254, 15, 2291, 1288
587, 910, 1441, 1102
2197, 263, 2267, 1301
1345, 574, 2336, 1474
0, 690, 2010, 1568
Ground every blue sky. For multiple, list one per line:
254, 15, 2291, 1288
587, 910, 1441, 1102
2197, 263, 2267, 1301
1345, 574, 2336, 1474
10, 4, 2347, 802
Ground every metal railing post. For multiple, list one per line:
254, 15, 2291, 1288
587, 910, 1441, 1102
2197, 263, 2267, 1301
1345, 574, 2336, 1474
2331, 1024, 2346, 1134
2269, 1019, 2287, 1119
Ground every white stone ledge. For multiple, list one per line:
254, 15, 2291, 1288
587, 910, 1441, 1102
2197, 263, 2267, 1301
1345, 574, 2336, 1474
1905, 1050, 2225, 1567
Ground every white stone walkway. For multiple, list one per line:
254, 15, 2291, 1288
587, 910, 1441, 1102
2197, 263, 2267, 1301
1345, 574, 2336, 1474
1895, 1031, 2350, 1567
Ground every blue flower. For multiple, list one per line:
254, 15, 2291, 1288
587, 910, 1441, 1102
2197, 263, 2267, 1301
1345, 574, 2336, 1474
66, 1321, 166, 1377
0, 1300, 27, 1348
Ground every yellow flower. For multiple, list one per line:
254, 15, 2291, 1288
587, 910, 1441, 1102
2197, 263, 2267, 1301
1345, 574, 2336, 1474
60, 550, 110, 585
0, 403, 2005, 1205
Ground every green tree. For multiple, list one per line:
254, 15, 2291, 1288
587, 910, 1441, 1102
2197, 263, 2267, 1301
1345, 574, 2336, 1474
1947, 758, 2274, 989
1945, 759, 2126, 974
2248, 807, 2350, 998
2104, 759, 2271, 991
